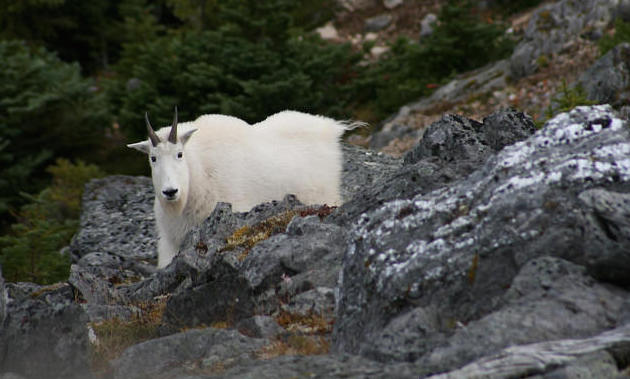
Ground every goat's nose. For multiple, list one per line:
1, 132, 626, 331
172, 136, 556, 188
162, 188, 178, 198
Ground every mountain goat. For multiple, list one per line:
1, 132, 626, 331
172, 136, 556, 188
128, 108, 352, 268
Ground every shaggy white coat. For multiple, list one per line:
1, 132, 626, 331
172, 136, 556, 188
128, 111, 349, 267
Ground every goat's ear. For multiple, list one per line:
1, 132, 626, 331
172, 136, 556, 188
180, 129, 197, 145
127, 141, 151, 154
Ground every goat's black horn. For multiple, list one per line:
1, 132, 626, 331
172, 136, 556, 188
145, 112, 160, 147
168, 106, 178, 144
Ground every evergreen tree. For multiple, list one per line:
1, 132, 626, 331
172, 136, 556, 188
0, 41, 109, 228
0, 159, 104, 284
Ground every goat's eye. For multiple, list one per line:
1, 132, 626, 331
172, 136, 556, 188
177, 152, 183, 159
150, 156, 156, 162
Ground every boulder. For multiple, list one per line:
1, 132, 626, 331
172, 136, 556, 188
365, 14, 393, 32
336, 109, 536, 225
577, 42, 630, 106
112, 328, 266, 379
334, 105, 630, 376
0, 283, 91, 379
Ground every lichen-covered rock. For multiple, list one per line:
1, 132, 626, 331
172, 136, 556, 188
334, 105, 630, 373
334, 110, 536, 225
69, 175, 156, 263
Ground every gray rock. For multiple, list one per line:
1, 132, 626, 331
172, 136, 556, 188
510, 0, 618, 79
333, 105, 630, 369
336, 109, 535, 225
383, 0, 403, 10
372, 59, 511, 150
429, 323, 630, 378
242, 216, 346, 291
338, 0, 377, 12
577, 43, 630, 106
618, 0, 630, 22
162, 204, 347, 329
216, 354, 419, 379
402, 114, 487, 164
365, 14, 393, 32
0, 373, 29, 379
236, 315, 286, 339
341, 144, 402, 200
416, 257, 630, 374
112, 327, 266, 379
540, 350, 620, 379
69, 175, 156, 263
0, 283, 91, 379
420, 13, 437, 38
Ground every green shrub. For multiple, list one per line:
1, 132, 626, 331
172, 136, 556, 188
0, 159, 104, 284
598, 18, 630, 56
544, 81, 598, 123
0, 40, 110, 228
105, 2, 361, 140
355, 0, 515, 120
490, 0, 544, 15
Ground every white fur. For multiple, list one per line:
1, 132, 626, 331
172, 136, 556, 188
128, 110, 351, 268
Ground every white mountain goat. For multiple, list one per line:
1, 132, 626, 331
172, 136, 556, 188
128, 108, 353, 268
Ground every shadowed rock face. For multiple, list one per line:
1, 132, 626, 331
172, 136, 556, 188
2, 105, 630, 379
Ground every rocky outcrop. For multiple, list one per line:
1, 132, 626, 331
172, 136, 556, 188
2, 105, 630, 378
334, 105, 630, 376
510, 0, 619, 79
371, 0, 626, 153
0, 282, 90, 379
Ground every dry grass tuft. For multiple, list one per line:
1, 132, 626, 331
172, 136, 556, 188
255, 309, 333, 359
220, 210, 299, 260
89, 298, 168, 376
256, 335, 330, 360
221, 205, 338, 261
275, 310, 333, 335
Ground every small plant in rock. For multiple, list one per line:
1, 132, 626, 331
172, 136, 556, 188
598, 18, 630, 56
545, 81, 598, 122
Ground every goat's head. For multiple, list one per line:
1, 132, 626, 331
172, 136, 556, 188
127, 107, 197, 209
